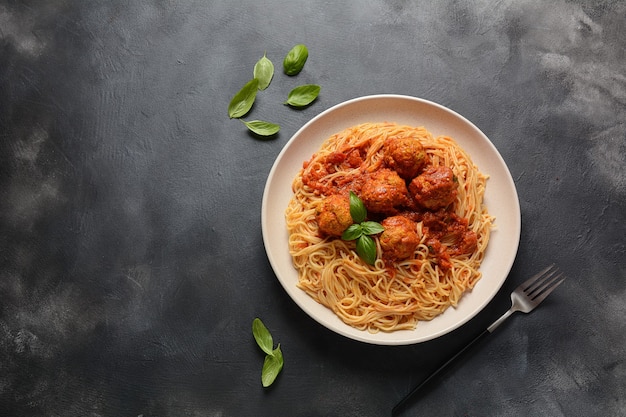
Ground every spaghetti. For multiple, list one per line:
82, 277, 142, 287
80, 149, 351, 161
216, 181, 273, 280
286, 122, 493, 333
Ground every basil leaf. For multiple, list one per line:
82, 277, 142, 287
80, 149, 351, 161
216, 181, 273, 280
285, 84, 320, 108
341, 223, 362, 241
252, 318, 274, 356
261, 344, 284, 387
356, 235, 377, 265
361, 221, 384, 236
228, 78, 259, 118
253, 52, 274, 90
241, 120, 280, 136
349, 191, 367, 224
283, 44, 308, 75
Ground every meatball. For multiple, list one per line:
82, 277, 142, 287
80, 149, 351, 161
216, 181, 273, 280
316, 194, 353, 237
380, 216, 420, 261
360, 168, 409, 214
383, 137, 428, 179
409, 166, 458, 210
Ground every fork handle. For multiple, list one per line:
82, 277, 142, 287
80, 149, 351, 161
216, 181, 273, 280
488, 308, 514, 332
392, 308, 519, 415
392, 329, 491, 416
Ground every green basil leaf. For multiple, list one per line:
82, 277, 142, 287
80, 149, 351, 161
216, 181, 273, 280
283, 44, 308, 75
241, 120, 280, 136
349, 191, 367, 224
261, 344, 284, 387
228, 78, 259, 119
253, 52, 274, 90
361, 221, 384, 236
252, 318, 274, 356
356, 235, 377, 265
341, 223, 363, 241
285, 84, 320, 108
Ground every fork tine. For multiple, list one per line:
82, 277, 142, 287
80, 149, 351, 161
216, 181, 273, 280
525, 267, 560, 296
520, 264, 556, 292
530, 273, 565, 304
529, 270, 564, 296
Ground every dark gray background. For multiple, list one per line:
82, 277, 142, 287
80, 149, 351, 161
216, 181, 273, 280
1, 1, 624, 416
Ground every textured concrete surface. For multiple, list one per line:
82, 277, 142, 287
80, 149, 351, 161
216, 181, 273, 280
1, 1, 624, 416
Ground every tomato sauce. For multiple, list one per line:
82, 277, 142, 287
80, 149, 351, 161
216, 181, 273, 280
302, 148, 476, 270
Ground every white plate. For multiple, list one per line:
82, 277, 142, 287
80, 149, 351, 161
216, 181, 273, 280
261, 95, 520, 345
